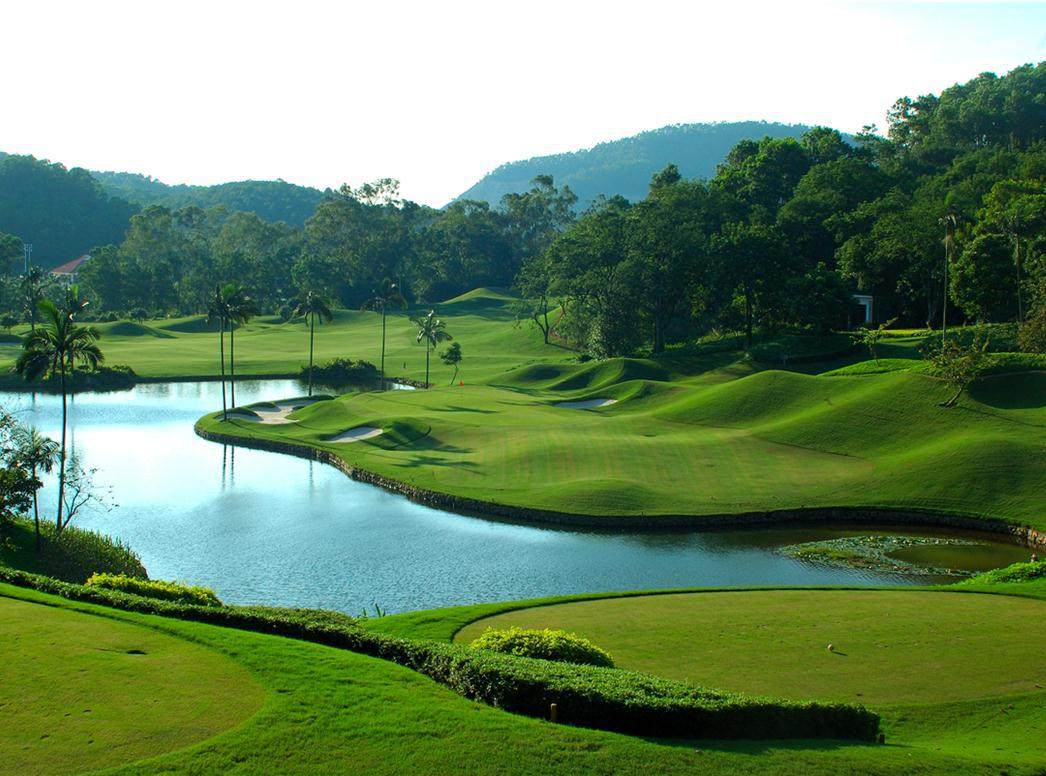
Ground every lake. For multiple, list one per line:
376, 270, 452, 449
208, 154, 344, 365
2, 380, 1031, 614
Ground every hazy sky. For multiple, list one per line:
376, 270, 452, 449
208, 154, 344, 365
2, 1, 1042, 205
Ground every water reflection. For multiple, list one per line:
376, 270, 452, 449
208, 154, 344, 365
0, 380, 1030, 614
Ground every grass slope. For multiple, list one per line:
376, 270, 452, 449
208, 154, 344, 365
3, 581, 1043, 775
198, 355, 1046, 528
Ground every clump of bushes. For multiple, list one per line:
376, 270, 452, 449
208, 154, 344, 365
86, 573, 223, 606
960, 559, 1046, 586
471, 627, 615, 668
304, 358, 380, 386
1, 518, 146, 583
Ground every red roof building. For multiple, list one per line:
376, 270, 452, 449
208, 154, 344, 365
51, 254, 91, 282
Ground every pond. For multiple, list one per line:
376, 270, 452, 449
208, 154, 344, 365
2, 380, 1033, 615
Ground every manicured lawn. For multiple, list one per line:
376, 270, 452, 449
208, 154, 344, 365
3, 582, 1044, 774
197, 355, 1046, 529
0, 594, 264, 775
453, 589, 1046, 705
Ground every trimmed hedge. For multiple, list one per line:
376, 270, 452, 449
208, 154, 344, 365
472, 627, 615, 668
0, 567, 880, 742
86, 573, 223, 607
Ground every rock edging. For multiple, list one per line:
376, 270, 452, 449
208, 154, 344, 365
194, 423, 1046, 549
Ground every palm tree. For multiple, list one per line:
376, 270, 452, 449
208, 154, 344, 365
15, 299, 103, 531
292, 290, 333, 396
223, 283, 258, 408
939, 211, 959, 342
410, 310, 452, 388
206, 285, 231, 420
13, 425, 59, 552
362, 279, 406, 390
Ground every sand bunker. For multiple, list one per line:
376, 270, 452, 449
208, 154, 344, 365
231, 398, 322, 425
554, 398, 618, 410
328, 426, 384, 443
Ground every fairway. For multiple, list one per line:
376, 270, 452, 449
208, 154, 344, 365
0, 595, 264, 776
198, 357, 1046, 528
454, 590, 1046, 706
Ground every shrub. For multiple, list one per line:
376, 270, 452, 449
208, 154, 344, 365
0, 518, 146, 583
86, 573, 223, 606
959, 560, 1046, 586
305, 358, 380, 386
1018, 307, 1046, 353
0, 567, 880, 742
471, 627, 614, 668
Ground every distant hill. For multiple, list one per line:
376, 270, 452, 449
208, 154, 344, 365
90, 171, 330, 226
454, 121, 846, 209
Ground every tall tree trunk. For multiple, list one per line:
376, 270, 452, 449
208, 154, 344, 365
1015, 240, 1023, 322
230, 324, 236, 408
744, 282, 753, 350
942, 247, 949, 342
56, 363, 67, 532
308, 313, 315, 397
219, 320, 227, 420
32, 467, 40, 552
380, 305, 387, 391
425, 343, 430, 389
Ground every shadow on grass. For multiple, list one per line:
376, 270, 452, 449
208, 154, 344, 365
431, 405, 498, 414
650, 737, 879, 754
967, 373, 1046, 410
395, 454, 480, 470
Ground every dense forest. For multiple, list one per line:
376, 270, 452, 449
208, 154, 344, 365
89, 171, 329, 226
1, 63, 1042, 358
454, 121, 838, 210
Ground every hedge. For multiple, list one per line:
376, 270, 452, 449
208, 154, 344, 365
0, 567, 880, 742
86, 573, 223, 607
471, 627, 615, 668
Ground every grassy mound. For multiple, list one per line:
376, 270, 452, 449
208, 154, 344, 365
96, 320, 174, 338
0, 593, 263, 775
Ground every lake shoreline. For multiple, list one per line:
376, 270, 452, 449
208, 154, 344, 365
195, 422, 1046, 549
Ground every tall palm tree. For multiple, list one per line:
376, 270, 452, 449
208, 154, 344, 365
362, 278, 406, 390
13, 425, 59, 552
292, 290, 333, 396
939, 211, 959, 342
15, 300, 103, 531
410, 310, 452, 388
223, 283, 258, 408
206, 285, 231, 420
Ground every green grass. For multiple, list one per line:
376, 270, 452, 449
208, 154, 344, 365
0, 592, 264, 775
4, 581, 1046, 774
0, 289, 573, 383
197, 353, 1046, 529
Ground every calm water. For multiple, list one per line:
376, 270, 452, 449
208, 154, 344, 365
2, 381, 1031, 614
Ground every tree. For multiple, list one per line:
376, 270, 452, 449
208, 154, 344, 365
440, 342, 463, 385
20, 267, 47, 331
292, 290, 333, 397
222, 283, 258, 408
0, 466, 37, 544
12, 425, 59, 552
15, 299, 103, 531
924, 332, 990, 407
206, 285, 231, 421
58, 451, 115, 534
0, 233, 22, 274
850, 318, 897, 364
938, 210, 960, 340
951, 233, 1017, 322
411, 310, 452, 388
362, 279, 406, 390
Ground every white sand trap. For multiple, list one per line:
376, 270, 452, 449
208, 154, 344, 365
554, 398, 618, 410
231, 398, 323, 425
328, 426, 384, 443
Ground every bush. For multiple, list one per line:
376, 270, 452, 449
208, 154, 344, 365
471, 627, 614, 668
1018, 307, 1046, 353
0, 518, 147, 583
304, 358, 380, 386
86, 573, 223, 606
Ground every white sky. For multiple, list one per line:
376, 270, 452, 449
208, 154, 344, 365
2, 1, 1043, 205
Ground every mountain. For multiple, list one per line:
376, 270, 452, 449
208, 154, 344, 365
454, 121, 845, 209
90, 171, 330, 226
